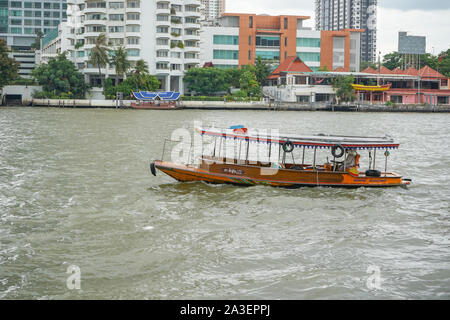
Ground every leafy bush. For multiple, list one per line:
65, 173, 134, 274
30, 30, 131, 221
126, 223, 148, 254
32, 53, 89, 98
103, 74, 160, 99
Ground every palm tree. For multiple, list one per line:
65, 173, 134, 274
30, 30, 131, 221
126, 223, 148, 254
89, 33, 109, 88
132, 59, 149, 90
110, 47, 131, 87
134, 59, 149, 76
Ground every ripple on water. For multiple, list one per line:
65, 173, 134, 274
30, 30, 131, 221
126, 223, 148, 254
0, 108, 449, 299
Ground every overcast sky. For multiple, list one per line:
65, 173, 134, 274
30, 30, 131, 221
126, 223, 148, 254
226, 0, 450, 57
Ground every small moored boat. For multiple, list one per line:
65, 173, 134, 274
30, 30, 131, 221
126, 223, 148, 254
351, 83, 392, 92
150, 126, 412, 188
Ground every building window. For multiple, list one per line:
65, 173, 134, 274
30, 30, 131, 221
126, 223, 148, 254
213, 50, 239, 60
297, 38, 321, 48
213, 35, 239, 45
255, 51, 280, 61
255, 36, 280, 47
284, 18, 288, 29
297, 52, 321, 62
249, 16, 253, 28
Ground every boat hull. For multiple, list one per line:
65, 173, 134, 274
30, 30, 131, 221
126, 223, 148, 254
130, 102, 180, 110
153, 160, 410, 188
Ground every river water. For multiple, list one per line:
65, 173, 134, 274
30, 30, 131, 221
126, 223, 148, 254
0, 107, 449, 300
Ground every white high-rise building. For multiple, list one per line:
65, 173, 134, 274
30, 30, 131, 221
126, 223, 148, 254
64, 0, 201, 93
200, 0, 225, 21
315, 0, 377, 63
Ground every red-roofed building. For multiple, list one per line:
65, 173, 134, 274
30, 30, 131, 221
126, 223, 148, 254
268, 56, 312, 82
379, 66, 394, 75
404, 67, 419, 76
392, 68, 404, 75
361, 67, 377, 74
263, 63, 450, 105
419, 65, 447, 80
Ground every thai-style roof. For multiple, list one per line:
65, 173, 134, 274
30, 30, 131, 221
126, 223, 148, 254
419, 65, 447, 79
404, 67, 419, 76
333, 67, 346, 72
268, 56, 313, 80
379, 66, 394, 74
361, 67, 378, 74
197, 127, 400, 150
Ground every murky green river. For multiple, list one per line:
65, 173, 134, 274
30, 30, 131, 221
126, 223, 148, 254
0, 107, 449, 299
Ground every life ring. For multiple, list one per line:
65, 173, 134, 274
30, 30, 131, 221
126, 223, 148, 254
282, 140, 294, 153
331, 144, 345, 158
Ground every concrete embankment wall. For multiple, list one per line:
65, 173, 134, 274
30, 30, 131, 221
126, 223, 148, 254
8, 99, 450, 113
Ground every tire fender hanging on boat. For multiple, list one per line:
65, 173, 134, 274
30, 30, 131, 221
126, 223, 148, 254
331, 144, 345, 158
150, 162, 157, 176
282, 140, 295, 153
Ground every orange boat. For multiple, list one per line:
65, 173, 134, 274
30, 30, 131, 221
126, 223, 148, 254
151, 127, 412, 188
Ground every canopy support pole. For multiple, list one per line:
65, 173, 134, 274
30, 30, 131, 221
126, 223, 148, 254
238, 140, 242, 164
278, 143, 281, 163
373, 149, 377, 170
268, 142, 272, 163
245, 139, 250, 164
213, 137, 217, 157
385, 150, 388, 177
343, 149, 347, 173
302, 146, 305, 166
313, 147, 317, 169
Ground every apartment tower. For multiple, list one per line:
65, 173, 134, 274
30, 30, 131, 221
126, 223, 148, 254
64, 0, 201, 93
315, 0, 377, 63
200, 0, 225, 21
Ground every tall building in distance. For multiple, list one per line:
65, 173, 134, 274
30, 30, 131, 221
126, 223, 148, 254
0, 0, 67, 49
199, 13, 362, 72
200, 0, 225, 21
315, 0, 377, 63
60, 0, 201, 93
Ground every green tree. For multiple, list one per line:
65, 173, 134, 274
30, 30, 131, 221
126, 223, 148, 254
0, 40, 20, 88
89, 33, 109, 88
382, 52, 403, 70
134, 59, 149, 75
319, 65, 329, 72
437, 49, 450, 77
184, 68, 230, 95
254, 56, 271, 86
130, 59, 153, 90
239, 70, 261, 97
225, 68, 242, 89
420, 53, 438, 70
332, 75, 355, 103
110, 47, 131, 87
360, 61, 377, 71
32, 53, 89, 98
30, 30, 44, 50
104, 74, 160, 99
